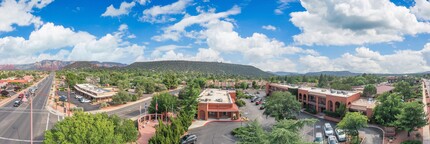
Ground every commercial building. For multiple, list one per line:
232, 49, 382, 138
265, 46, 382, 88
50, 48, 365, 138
197, 89, 240, 120
74, 84, 117, 102
266, 83, 374, 118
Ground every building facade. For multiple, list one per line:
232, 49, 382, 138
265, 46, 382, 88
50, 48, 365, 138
266, 83, 373, 117
197, 89, 240, 120
74, 84, 117, 102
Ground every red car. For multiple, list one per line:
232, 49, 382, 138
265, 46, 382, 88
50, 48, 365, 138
255, 99, 263, 105
18, 93, 24, 99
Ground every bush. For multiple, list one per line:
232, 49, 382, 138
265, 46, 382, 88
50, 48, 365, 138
100, 102, 109, 108
236, 99, 246, 107
305, 107, 317, 114
350, 136, 361, 144
131, 94, 138, 101
401, 140, 421, 144
323, 110, 340, 118
70, 107, 84, 112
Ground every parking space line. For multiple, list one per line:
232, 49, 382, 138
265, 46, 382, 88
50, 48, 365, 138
46, 113, 50, 130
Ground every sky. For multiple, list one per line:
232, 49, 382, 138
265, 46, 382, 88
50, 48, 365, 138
1, 0, 430, 74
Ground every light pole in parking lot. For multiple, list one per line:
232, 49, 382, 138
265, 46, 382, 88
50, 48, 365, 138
30, 90, 33, 144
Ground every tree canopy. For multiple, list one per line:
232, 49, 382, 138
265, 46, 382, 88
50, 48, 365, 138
263, 91, 301, 121
395, 102, 428, 137
44, 112, 138, 144
363, 84, 377, 97
372, 92, 403, 126
337, 112, 368, 137
149, 92, 178, 114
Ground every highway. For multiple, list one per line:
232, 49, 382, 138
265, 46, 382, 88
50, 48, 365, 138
0, 73, 60, 143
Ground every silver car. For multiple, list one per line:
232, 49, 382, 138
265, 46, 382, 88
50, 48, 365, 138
335, 129, 346, 142
314, 132, 323, 144
327, 135, 338, 144
324, 123, 334, 137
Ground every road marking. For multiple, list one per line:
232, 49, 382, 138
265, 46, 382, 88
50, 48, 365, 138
0, 136, 43, 143
46, 113, 50, 131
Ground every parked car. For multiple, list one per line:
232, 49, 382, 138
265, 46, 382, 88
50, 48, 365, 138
59, 95, 68, 102
75, 95, 82, 99
314, 132, 324, 144
324, 123, 334, 137
251, 96, 259, 102
335, 128, 346, 142
18, 93, 24, 98
327, 135, 338, 144
80, 98, 91, 103
180, 134, 197, 144
255, 99, 263, 105
259, 102, 266, 110
254, 97, 262, 104
13, 100, 22, 107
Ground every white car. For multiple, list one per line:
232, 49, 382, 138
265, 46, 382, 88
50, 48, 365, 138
80, 98, 91, 103
335, 128, 346, 142
314, 132, 324, 144
324, 123, 334, 137
327, 135, 338, 144
75, 95, 82, 99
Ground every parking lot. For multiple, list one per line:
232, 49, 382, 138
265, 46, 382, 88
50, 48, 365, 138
57, 91, 100, 111
189, 89, 383, 144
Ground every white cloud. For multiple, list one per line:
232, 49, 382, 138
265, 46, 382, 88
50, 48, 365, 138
135, 0, 150, 5
411, 0, 430, 21
298, 45, 430, 73
0, 23, 145, 64
152, 5, 241, 41
274, 0, 296, 15
251, 58, 297, 72
102, 1, 136, 17
141, 0, 192, 23
290, 0, 430, 46
0, 0, 53, 32
154, 48, 224, 62
150, 44, 191, 57
262, 25, 277, 31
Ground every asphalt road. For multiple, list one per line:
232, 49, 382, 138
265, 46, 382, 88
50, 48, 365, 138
188, 90, 383, 144
0, 73, 60, 143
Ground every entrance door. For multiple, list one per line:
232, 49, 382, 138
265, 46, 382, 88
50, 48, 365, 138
199, 110, 206, 120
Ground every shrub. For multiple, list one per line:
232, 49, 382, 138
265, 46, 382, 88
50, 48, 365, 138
131, 94, 138, 101
100, 102, 109, 108
401, 140, 421, 144
323, 110, 340, 118
70, 107, 84, 112
305, 107, 317, 114
236, 99, 246, 107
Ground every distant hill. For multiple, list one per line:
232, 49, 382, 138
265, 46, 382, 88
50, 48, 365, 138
0, 60, 125, 71
304, 71, 362, 76
127, 60, 273, 77
269, 71, 300, 76
62, 61, 126, 70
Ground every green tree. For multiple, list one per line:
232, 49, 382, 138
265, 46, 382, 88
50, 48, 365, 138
44, 112, 137, 144
395, 102, 428, 137
240, 82, 248, 89
252, 81, 258, 89
394, 81, 413, 100
337, 112, 368, 137
263, 91, 301, 121
335, 103, 347, 118
363, 84, 377, 97
233, 120, 268, 144
268, 119, 316, 144
372, 93, 403, 126
149, 92, 178, 114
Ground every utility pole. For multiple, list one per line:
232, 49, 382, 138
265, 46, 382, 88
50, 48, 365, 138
67, 85, 70, 116
30, 88, 33, 144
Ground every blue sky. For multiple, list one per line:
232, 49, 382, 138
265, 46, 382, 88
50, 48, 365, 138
1, 0, 430, 73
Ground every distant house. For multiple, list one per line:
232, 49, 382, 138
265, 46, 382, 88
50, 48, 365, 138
376, 85, 395, 95
387, 76, 397, 83
23, 75, 33, 82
